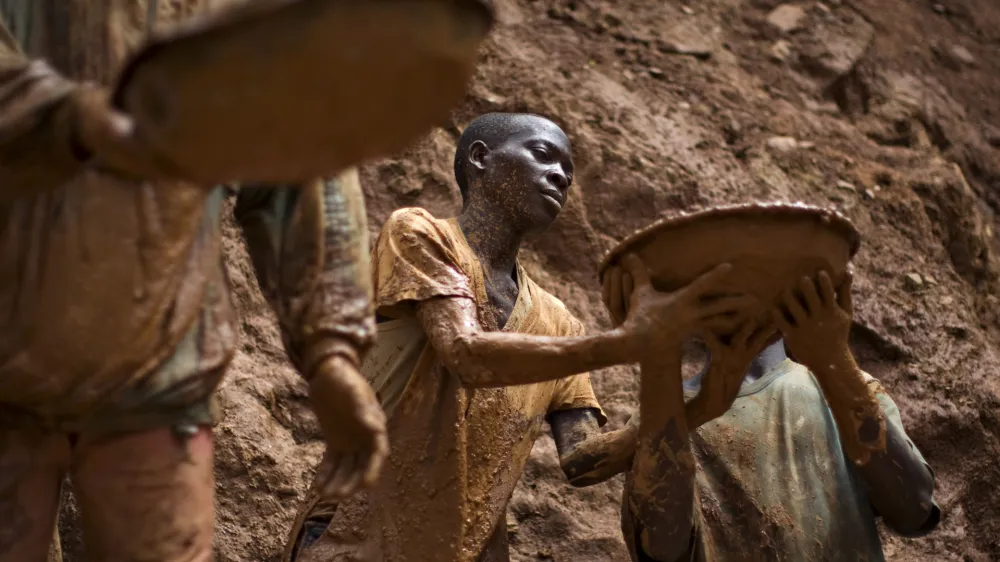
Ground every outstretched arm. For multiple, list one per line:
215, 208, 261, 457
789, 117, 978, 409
775, 272, 938, 536
234, 170, 387, 499
415, 257, 750, 389
415, 295, 636, 388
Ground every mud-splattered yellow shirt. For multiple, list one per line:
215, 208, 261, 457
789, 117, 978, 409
301, 207, 606, 562
623, 360, 938, 562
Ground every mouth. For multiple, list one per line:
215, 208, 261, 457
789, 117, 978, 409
539, 188, 564, 211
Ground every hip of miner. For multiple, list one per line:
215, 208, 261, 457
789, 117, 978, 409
0, 51, 386, 562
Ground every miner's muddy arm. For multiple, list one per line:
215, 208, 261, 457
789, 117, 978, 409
813, 357, 940, 536
0, 50, 91, 198
550, 408, 638, 487
414, 259, 747, 389
774, 272, 938, 536
233, 169, 388, 496
415, 295, 639, 388
623, 348, 698, 562
233, 169, 375, 380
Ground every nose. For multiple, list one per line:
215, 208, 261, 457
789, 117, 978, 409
546, 169, 570, 191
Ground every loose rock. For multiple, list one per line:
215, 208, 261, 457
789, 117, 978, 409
836, 180, 857, 192
766, 4, 807, 33
904, 273, 924, 291
766, 136, 800, 151
949, 45, 976, 66
770, 40, 793, 62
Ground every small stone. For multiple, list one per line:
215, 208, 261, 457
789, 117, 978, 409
798, 141, 816, 149
863, 189, 876, 199
770, 40, 793, 62
836, 180, 856, 192
940, 295, 954, 306
903, 273, 924, 291
766, 136, 799, 151
681, 5, 695, 15
932, 3, 946, 14
766, 4, 807, 33
949, 45, 976, 66
923, 274, 938, 286
648, 67, 665, 79
805, 99, 841, 114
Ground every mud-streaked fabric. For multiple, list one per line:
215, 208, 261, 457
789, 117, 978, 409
234, 171, 375, 377
622, 360, 938, 562
292, 207, 606, 562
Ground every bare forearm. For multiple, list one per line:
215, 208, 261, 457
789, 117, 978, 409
447, 328, 634, 387
562, 424, 638, 487
810, 354, 887, 465
628, 348, 696, 562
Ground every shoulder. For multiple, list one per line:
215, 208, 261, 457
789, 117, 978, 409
375, 207, 460, 257
381, 207, 447, 237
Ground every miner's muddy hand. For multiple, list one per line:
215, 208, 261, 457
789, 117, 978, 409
309, 354, 388, 498
771, 268, 888, 464
604, 254, 754, 358
685, 320, 777, 430
772, 269, 854, 371
771, 269, 939, 533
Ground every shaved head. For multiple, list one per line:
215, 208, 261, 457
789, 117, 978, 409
453, 112, 563, 200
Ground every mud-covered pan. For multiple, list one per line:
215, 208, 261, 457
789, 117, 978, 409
600, 202, 861, 322
112, 0, 494, 184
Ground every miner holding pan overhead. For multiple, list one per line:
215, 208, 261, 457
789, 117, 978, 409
565, 205, 941, 562
0, 0, 492, 560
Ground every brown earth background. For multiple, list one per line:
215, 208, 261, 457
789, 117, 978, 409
57, 0, 1000, 560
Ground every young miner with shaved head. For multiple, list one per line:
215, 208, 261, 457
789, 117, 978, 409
286, 112, 755, 562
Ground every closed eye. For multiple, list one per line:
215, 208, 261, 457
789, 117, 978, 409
531, 147, 550, 160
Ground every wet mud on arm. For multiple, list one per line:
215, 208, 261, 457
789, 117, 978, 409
551, 408, 638, 487
233, 171, 375, 378
415, 296, 636, 387
842, 372, 939, 536
626, 347, 697, 562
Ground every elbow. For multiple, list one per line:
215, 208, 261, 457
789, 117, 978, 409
437, 333, 487, 387
561, 460, 609, 488
883, 489, 940, 538
635, 523, 693, 562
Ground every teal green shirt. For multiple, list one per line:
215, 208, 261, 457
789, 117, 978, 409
626, 360, 937, 562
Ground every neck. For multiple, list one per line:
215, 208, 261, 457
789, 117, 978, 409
744, 339, 788, 382
457, 200, 523, 276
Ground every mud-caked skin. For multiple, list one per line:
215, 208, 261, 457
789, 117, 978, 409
287, 113, 756, 562
0, 45, 384, 561
565, 263, 941, 562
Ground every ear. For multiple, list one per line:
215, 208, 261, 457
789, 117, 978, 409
468, 140, 489, 171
